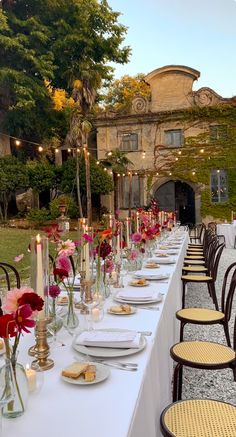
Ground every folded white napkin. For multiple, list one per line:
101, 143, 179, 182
116, 289, 159, 301
76, 330, 141, 348
135, 270, 169, 280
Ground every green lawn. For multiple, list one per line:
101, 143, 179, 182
0, 227, 78, 286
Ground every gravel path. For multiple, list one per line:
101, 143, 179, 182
181, 248, 236, 404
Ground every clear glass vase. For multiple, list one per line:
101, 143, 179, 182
2, 357, 29, 419
47, 298, 63, 344
63, 291, 79, 331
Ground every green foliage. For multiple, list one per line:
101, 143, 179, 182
26, 207, 51, 227
0, 155, 29, 220
49, 195, 78, 219
0, 1, 130, 145
60, 156, 113, 195
26, 159, 57, 193
101, 149, 133, 173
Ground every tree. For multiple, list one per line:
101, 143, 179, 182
100, 149, 133, 217
0, 155, 28, 220
0, 1, 130, 145
60, 156, 113, 198
26, 159, 57, 207
102, 74, 151, 113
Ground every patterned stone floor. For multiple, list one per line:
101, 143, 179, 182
181, 248, 236, 405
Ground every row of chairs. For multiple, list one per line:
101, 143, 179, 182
160, 224, 236, 436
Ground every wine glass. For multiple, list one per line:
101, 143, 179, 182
120, 259, 129, 287
81, 283, 101, 330
0, 357, 15, 436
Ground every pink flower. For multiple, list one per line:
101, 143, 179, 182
14, 254, 24, 263
127, 249, 137, 261
74, 240, 81, 247
102, 259, 114, 273
56, 255, 72, 275
57, 239, 75, 256
82, 234, 93, 243
131, 232, 142, 243
3, 287, 35, 313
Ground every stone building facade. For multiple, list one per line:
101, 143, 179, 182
95, 65, 235, 224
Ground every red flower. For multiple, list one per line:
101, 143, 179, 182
44, 223, 62, 242
0, 314, 17, 338
18, 292, 44, 312
82, 234, 93, 243
15, 304, 35, 333
100, 229, 112, 240
53, 268, 69, 279
96, 241, 112, 259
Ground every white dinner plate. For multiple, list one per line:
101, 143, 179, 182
134, 272, 170, 280
72, 328, 147, 358
114, 292, 163, 305
61, 362, 110, 385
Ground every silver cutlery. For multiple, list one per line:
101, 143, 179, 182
137, 306, 160, 311
73, 354, 138, 371
137, 330, 152, 336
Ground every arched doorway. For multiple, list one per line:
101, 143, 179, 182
155, 180, 195, 225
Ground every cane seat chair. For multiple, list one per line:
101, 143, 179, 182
189, 223, 206, 246
160, 399, 236, 437
181, 243, 224, 310
170, 311, 236, 402
177, 262, 236, 343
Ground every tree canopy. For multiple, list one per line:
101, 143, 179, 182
0, 0, 130, 142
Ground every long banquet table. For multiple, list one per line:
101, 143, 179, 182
217, 223, 236, 248
5, 231, 188, 437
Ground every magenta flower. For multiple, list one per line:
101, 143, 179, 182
49, 285, 61, 299
131, 232, 142, 243
14, 254, 24, 263
56, 255, 72, 275
83, 234, 93, 243
15, 304, 35, 333
74, 240, 81, 247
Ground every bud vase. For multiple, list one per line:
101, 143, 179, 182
63, 291, 79, 331
2, 358, 29, 419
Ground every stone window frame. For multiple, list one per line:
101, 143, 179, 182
209, 124, 228, 141
163, 129, 184, 148
119, 175, 143, 209
117, 129, 141, 152
210, 169, 228, 203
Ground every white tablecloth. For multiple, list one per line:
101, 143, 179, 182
4, 232, 188, 437
217, 224, 236, 248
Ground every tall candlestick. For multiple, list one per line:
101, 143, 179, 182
31, 235, 49, 320
136, 212, 140, 232
125, 217, 130, 247
36, 235, 45, 320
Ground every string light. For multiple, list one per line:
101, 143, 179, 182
156, 172, 159, 176
122, 173, 125, 177
15, 140, 21, 146
117, 173, 120, 177
96, 161, 99, 165
68, 148, 71, 153
200, 148, 204, 153
55, 148, 59, 153
175, 157, 179, 161
178, 151, 182, 155
169, 172, 172, 176
107, 151, 112, 156
87, 152, 90, 156
77, 148, 80, 153
192, 171, 196, 175
38, 146, 43, 152
104, 167, 107, 171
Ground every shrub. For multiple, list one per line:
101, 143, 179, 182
26, 207, 51, 227
49, 195, 78, 219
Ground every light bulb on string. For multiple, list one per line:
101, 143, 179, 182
178, 151, 182, 155
68, 148, 71, 153
192, 171, 196, 176
107, 151, 112, 156
55, 148, 59, 153
200, 148, 204, 153
38, 146, 43, 152
15, 140, 21, 146
96, 160, 99, 165
77, 148, 80, 153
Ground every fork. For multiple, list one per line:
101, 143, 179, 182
74, 354, 138, 371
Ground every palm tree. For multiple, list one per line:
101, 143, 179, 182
101, 149, 133, 218
65, 78, 98, 223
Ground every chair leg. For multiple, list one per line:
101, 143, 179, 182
182, 281, 186, 308
173, 363, 182, 402
223, 322, 231, 348
177, 364, 183, 401
180, 321, 186, 342
209, 282, 219, 311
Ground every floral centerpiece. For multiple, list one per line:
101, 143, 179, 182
0, 287, 43, 418
44, 224, 92, 331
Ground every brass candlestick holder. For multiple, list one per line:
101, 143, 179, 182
31, 318, 54, 371
80, 278, 94, 313
74, 270, 88, 314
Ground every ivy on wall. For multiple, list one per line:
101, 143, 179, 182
153, 103, 236, 220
